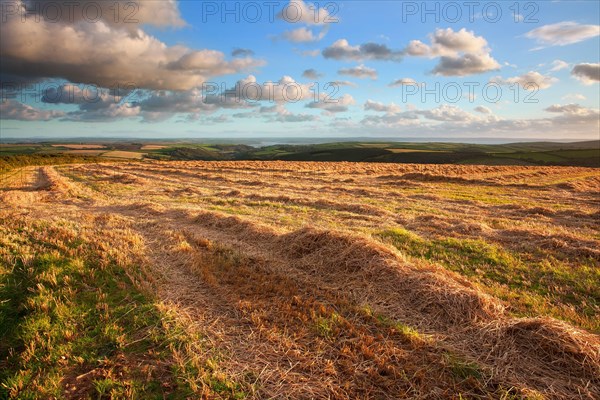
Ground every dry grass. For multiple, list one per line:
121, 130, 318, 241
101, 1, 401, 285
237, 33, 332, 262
101, 151, 145, 160
1, 161, 599, 399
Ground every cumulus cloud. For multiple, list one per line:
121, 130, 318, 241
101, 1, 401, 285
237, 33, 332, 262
388, 78, 417, 87
358, 103, 493, 130
306, 94, 355, 114
550, 60, 569, 72
354, 103, 598, 137
16, 0, 186, 30
525, 22, 600, 47
38, 83, 142, 121
221, 75, 315, 103
338, 65, 378, 80
404, 40, 431, 57
360, 112, 420, 128
136, 89, 233, 122
543, 104, 600, 129
406, 28, 500, 76
29, 74, 327, 122
260, 104, 319, 123
364, 100, 401, 114
406, 28, 489, 57
278, 0, 336, 25
432, 53, 500, 76
322, 39, 403, 62
0, 1, 264, 91
0, 99, 65, 121
571, 63, 600, 85
302, 69, 323, 79
490, 71, 558, 90
416, 104, 482, 122
545, 103, 598, 116
281, 27, 328, 43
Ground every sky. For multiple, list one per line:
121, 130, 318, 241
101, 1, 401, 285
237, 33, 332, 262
0, 0, 599, 140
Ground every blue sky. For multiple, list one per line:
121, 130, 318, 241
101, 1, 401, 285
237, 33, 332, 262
0, 0, 599, 139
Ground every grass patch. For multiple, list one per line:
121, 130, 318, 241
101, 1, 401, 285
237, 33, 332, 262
0, 216, 245, 399
377, 228, 600, 332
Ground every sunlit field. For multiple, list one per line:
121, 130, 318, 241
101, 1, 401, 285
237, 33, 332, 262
1, 161, 598, 399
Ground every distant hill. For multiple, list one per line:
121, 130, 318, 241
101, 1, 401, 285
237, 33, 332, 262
2, 140, 599, 167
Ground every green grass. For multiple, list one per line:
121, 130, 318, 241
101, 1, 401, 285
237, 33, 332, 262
443, 352, 482, 381
0, 217, 246, 399
376, 228, 600, 332
0, 154, 110, 174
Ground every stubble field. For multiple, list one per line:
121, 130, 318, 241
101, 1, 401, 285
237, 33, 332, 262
1, 161, 599, 399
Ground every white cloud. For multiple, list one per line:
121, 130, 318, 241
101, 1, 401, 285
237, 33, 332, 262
405, 28, 489, 58
389, 78, 418, 87
404, 40, 432, 57
433, 53, 501, 77
0, 2, 264, 91
571, 63, 600, 85
364, 100, 401, 114
416, 104, 482, 122
360, 112, 420, 128
278, 0, 336, 25
260, 104, 319, 122
281, 27, 328, 43
563, 93, 586, 101
405, 28, 500, 76
525, 22, 600, 47
352, 103, 599, 138
306, 94, 355, 114
550, 60, 569, 72
490, 71, 558, 90
545, 103, 598, 116
338, 65, 378, 80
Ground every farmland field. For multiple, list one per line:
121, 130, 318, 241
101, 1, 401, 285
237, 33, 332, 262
1, 161, 599, 399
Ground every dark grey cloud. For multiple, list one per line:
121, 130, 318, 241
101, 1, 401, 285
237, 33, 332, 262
232, 48, 255, 57
302, 69, 323, 79
571, 63, 600, 85
322, 39, 403, 62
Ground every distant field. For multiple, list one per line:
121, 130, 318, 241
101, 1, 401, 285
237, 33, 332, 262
101, 151, 146, 159
2, 140, 599, 167
140, 145, 167, 150
1, 161, 598, 399
65, 150, 106, 156
51, 144, 107, 150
